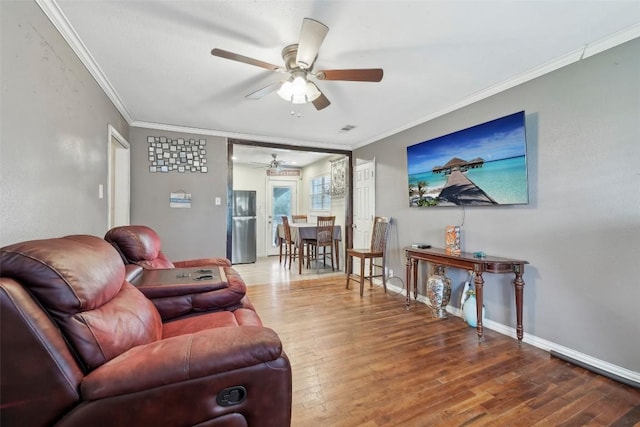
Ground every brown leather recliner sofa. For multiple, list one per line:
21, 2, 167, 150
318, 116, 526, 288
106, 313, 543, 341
0, 235, 292, 427
104, 225, 250, 320
104, 224, 231, 271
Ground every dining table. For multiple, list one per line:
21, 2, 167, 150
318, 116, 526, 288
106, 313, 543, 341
277, 223, 342, 274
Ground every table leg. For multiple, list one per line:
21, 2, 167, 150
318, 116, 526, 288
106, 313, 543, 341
474, 271, 485, 342
412, 259, 419, 300
514, 265, 525, 342
279, 237, 283, 264
405, 254, 412, 308
298, 241, 303, 275
334, 239, 340, 270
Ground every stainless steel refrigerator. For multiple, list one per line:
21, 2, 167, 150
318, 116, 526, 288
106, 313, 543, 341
231, 190, 257, 264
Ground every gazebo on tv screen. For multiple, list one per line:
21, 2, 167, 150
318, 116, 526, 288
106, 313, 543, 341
406, 111, 529, 207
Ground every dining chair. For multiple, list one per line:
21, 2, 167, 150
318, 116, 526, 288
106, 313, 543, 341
292, 215, 311, 264
291, 215, 307, 223
280, 216, 298, 270
307, 216, 336, 271
345, 217, 391, 296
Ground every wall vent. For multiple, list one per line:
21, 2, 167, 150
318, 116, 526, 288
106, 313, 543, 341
339, 124, 356, 132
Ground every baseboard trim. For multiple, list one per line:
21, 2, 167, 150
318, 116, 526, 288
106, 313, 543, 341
549, 350, 640, 389
384, 281, 640, 387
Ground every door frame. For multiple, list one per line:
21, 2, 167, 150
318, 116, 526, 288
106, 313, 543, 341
226, 139, 353, 262
107, 124, 130, 229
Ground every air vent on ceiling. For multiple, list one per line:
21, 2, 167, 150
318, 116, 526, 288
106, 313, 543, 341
339, 124, 356, 132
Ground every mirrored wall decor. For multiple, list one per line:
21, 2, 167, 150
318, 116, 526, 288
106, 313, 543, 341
147, 136, 208, 173
330, 157, 347, 198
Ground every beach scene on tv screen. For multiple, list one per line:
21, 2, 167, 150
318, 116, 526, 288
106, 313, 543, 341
407, 111, 528, 207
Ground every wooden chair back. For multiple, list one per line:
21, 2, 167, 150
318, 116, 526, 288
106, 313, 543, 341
316, 216, 336, 246
370, 217, 391, 252
281, 216, 292, 243
292, 215, 307, 223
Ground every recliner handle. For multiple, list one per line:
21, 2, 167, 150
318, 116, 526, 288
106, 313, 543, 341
217, 386, 247, 407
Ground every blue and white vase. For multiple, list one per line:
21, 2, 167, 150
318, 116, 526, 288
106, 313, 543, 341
427, 265, 452, 318
462, 293, 485, 327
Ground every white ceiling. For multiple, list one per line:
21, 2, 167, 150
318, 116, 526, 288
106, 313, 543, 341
43, 0, 640, 160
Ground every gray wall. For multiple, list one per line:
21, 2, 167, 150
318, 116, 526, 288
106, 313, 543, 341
1, 1, 129, 245
355, 38, 640, 373
128, 127, 228, 260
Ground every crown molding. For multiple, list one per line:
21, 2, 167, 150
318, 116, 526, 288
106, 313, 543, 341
355, 23, 640, 150
583, 22, 640, 58
35, 0, 134, 124
131, 120, 350, 151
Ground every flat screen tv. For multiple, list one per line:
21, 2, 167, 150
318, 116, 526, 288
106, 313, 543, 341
407, 111, 528, 207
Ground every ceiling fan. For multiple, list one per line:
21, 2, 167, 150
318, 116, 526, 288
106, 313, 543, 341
251, 154, 286, 170
211, 18, 383, 111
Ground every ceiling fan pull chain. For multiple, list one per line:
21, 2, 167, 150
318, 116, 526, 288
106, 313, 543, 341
290, 99, 302, 118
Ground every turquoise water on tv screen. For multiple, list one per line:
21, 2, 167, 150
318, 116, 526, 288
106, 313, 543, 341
408, 156, 528, 205
466, 156, 528, 204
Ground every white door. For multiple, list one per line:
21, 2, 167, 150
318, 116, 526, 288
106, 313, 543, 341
353, 160, 376, 271
266, 179, 298, 256
108, 125, 130, 229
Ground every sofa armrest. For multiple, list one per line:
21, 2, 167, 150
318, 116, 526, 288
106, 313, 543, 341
81, 326, 282, 400
173, 258, 231, 268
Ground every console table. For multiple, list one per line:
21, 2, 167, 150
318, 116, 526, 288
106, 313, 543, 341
405, 247, 528, 342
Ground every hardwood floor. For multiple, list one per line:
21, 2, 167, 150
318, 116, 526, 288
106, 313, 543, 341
237, 258, 640, 427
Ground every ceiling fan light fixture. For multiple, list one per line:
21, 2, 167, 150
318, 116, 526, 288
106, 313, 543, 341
277, 79, 294, 101
277, 72, 320, 104
304, 81, 321, 102
292, 74, 306, 92
278, 77, 308, 103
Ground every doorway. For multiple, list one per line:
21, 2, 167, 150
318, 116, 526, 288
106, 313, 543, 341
107, 125, 130, 229
227, 139, 353, 263
266, 179, 298, 256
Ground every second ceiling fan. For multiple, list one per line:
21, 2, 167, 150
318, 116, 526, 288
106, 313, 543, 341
211, 18, 383, 111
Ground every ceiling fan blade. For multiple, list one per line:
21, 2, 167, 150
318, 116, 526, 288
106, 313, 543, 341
312, 91, 331, 111
211, 48, 282, 71
296, 18, 329, 69
316, 68, 383, 82
246, 81, 283, 99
